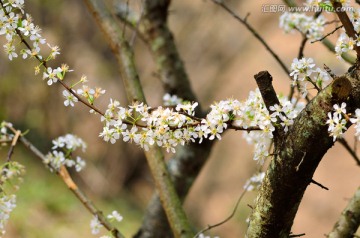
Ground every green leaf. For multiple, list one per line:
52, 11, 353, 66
57, 71, 64, 80
319, 3, 334, 12
87, 95, 94, 105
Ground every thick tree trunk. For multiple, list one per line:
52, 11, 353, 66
247, 68, 359, 237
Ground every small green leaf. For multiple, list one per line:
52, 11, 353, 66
319, 3, 334, 12
87, 95, 94, 105
57, 71, 65, 80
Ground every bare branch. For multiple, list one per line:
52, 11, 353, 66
17, 133, 125, 238
311, 25, 343, 43
212, 0, 291, 78
193, 183, 251, 238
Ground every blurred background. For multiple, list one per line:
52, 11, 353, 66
1, 0, 360, 237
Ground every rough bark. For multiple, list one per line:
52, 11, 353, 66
82, 1, 194, 237
328, 186, 360, 238
134, 140, 214, 238
130, 1, 215, 237
246, 68, 359, 237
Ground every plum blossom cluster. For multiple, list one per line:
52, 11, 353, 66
90, 210, 123, 235
0, 120, 25, 237
0, 121, 13, 146
326, 102, 348, 141
44, 134, 87, 172
270, 99, 302, 133
99, 90, 304, 165
0, 0, 61, 70
279, 11, 325, 40
163, 93, 183, 106
244, 172, 265, 191
0, 194, 16, 237
0, 1, 105, 109
349, 8, 360, 33
99, 99, 199, 153
0, 161, 25, 191
243, 93, 305, 164
334, 33, 358, 59
326, 102, 360, 141
280, 1, 360, 61
290, 57, 330, 97
334, 7, 360, 58
0, 162, 24, 237
350, 108, 360, 140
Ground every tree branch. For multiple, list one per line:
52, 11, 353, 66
211, 0, 291, 79
254, 71, 284, 139
282, 0, 356, 64
330, 1, 360, 59
246, 69, 359, 237
328, 186, 360, 237
82, 1, 194, 237
18, 134, 125, 238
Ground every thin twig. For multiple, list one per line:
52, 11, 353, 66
0, 1, 107, 118
16, 132, 125, 238
289, 233, 306, 237
298, 36, 308, 60
193, 183, 251, 238
324, 64, 337, 79
338, 138, 360, 165
6, 130, 20, 162
311, 25, 343, 43
311, 179, 329, 190
324, 19, 341, 25
211, 0, 291, 78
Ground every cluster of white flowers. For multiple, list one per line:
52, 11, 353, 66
0, 162, 24, 237
269, 100, 301, 133
290, 57, 330, 97
244, 95, 305, 163
0, 1, 105, 110
0, 161, 25, 189
90, 210, 123, 235
0, 194, 16, 237
99, 99, 199, 153
332, 6, 360, 59
349, 8, 360, 32
279, 12, 325, 40
326, 102, 360, 142
163, 93, 183, 106
335, 33, 358, 59
0, 121, 13, 146
326, 102, 348, 141
244, 172, 265, 191
45, 134, 86, 172
90, 215, 103, 235
99, 91, 305, 165
350, 109, 360, 140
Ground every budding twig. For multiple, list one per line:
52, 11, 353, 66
4, 124, 125, 238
